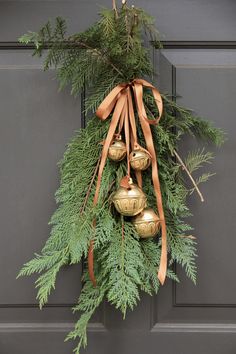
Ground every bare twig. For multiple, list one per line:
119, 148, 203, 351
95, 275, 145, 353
112, 0, 119, 19
173, 149, 204, 202
103, 180, 116, 207
68, 38, 124, 78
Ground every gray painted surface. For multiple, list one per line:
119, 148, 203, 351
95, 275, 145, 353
0, 1, 235, 354
1, 0, 236, 42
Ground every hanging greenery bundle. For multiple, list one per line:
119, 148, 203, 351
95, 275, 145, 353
18, 1, 224, 353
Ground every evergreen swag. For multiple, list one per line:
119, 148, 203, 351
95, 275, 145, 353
18, 2, 224, 353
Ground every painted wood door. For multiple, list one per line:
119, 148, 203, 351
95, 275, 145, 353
0, 1, 236, 353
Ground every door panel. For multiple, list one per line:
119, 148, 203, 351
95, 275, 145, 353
2, 0, 236, 42
155, 49, 236, 334
0, 51, 81, 305
0, 49, 106, 353
87, 52, 236, 354
0, 51, 78, 352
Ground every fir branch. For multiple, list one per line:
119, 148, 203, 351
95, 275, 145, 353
68, 38, 124, 78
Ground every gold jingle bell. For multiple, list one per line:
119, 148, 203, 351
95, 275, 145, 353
130, 149, 151, 171
108, 138, 126, 162
133, 208, 160, 238
112, 180, 147, 216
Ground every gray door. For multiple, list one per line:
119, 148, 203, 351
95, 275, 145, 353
1, 1, 236, 353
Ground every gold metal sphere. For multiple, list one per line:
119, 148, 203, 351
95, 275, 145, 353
130, 149, 151, 171
112, 183, 147, 216
133, 208, 160, 238
108, 140, 126, 162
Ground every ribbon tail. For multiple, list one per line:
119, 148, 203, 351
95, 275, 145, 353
88, 93, 127, 286
124, 97, 130, 176
151, 148, 167, 285
133, 82, 167, 285
127, 88, 143, 188
94, 93, 127, 204
157, 221, 167, 285
151, 155, 167, 285
88, 238, 96, 287
132, 79, 163, 124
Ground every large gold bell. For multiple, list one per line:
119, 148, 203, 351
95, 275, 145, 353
133, 208, 160, 238
130, 149, 151, 171
108, 139, 126, 162
112, 182, 147, 216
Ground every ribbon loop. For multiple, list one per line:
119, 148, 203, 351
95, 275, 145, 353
89, 78, 167, 287
96, 84, 127, 120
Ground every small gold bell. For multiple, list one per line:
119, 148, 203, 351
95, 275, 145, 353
112, 180, 147, 216
108, 138, 126, 162
133, 208, 160, 238
130, 149, 151, 171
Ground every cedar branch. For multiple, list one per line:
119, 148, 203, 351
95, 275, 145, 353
178, 235, 196, 240
80, 155, 101, 214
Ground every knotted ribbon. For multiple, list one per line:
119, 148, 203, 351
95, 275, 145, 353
88, 78, 167, 286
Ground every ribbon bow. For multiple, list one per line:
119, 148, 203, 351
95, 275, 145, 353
88, 78, 167, 286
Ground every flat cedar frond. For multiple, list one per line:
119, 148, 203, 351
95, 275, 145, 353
168, 231, 197, 284
35, 249, 69, 308
190, 116, 226, 146
101, 220, 143, 317
139, 240, 161, 294
66, 279, 106, 354
17, 249, 68, 277
18, 3, 224, 354
99, 8, 117, 39
184, 149, 214, 173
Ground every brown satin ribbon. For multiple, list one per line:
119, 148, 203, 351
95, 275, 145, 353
89, 79, 167, 286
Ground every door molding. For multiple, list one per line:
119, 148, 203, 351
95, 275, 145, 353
1, 41, 236, 50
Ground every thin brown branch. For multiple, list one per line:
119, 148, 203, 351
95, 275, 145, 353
107, 180, 116, 194
112, 0, 119, 19
173, 149, 204, 202
70, 38, 124, 78
103, 180, 116, 208
80, 155, 101, 214
37, 26, 124, 77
